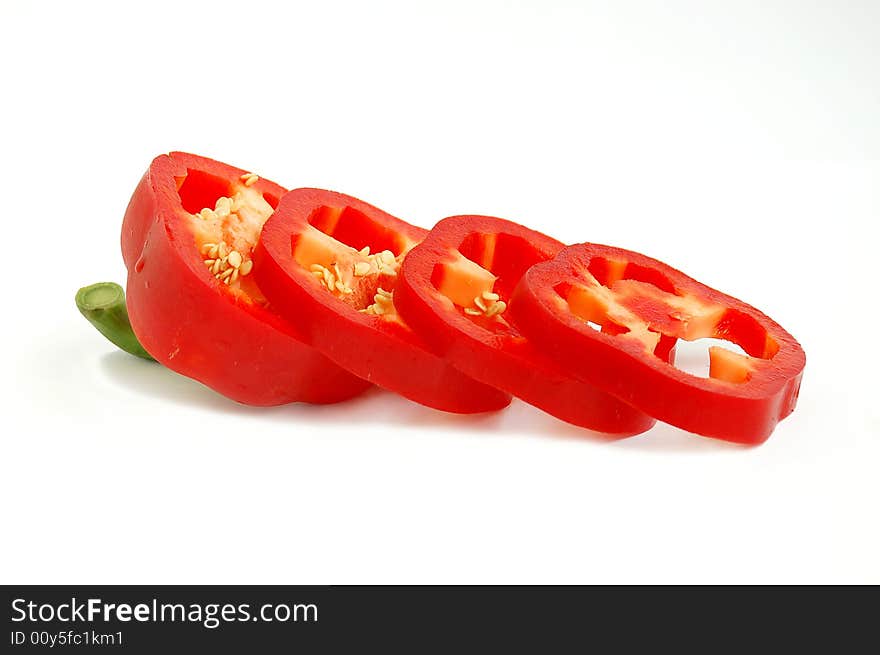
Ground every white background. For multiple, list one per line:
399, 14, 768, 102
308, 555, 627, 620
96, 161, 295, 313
1, 0, 877, 583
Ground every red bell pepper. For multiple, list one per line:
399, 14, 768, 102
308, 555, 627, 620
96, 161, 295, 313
510, 243, 806, 443
121, 152, 370, 405
252, 189, 511, 413
394, 215, 663, 435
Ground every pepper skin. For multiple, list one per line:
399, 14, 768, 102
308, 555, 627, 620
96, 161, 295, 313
394, 216, 662, 435
121, 152, 370, 405
510, 243, 806, 443
252, 189, 511, 414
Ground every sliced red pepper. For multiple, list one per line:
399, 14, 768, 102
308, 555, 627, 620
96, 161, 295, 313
121, 152, 370, 405
394, 215, 663, 435
510, 243, 806, 443
252, 189, 511, 413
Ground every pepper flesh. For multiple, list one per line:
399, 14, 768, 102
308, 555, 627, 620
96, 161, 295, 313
510, 243, 806, 443
394, 215, 663, 435
121, 152, 370, 405
252, 189, 511, 414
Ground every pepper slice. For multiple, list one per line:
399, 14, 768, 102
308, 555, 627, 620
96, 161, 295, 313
394, 216, 663, 435
510, 243, 806, 443
252, 189, 511, 413
121, 152, 370, 405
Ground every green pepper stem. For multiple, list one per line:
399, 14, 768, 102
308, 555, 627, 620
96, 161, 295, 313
75, 282, 154, 361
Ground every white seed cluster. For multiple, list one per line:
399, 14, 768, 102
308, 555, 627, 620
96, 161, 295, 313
361, 287, 395, 316
194, 192, 242, 222
194, 192, 257, 286
308, 246, 401, 313
310, 262, 355, 296
464, 290, 507, 318
201, 240, 252, 285
369, 248, 398, 276
346, 246, 398, 278
240, 172, 259, 187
